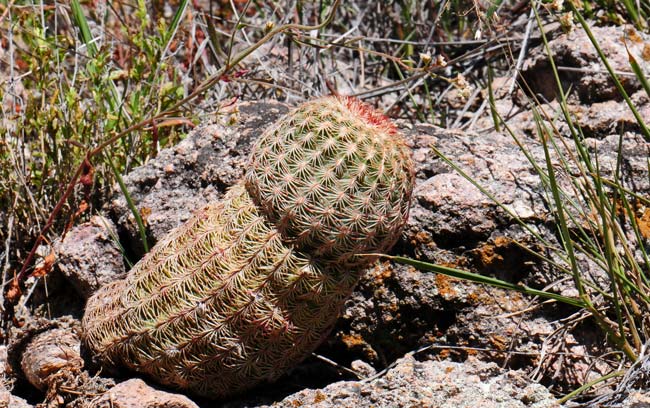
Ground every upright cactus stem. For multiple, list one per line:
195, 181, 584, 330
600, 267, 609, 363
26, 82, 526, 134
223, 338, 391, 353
246, 96, 414, 268
82, 96, 415, 398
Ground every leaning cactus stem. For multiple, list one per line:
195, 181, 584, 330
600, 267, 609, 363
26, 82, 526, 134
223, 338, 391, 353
82, 96, 415, 398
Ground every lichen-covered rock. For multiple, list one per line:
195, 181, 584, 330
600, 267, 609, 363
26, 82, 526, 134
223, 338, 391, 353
54, 215, 126, 299
522, 25, 650, 104
83, 97, 414, 398
246, 355, 559, 408
91, 379, 199, 408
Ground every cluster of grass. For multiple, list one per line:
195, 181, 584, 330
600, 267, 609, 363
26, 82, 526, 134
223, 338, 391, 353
391, 0, 650, 402
0, 0, 192, 272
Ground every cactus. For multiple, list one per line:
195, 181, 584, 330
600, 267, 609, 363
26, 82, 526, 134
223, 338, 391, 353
82, 96, 414, 398
246, 96, 414, 268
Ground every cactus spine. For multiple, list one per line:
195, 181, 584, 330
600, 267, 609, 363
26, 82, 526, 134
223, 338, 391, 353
82, 96, 414, 398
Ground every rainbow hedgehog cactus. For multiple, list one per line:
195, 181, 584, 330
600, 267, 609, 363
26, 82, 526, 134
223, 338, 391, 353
82, 96, 415, 398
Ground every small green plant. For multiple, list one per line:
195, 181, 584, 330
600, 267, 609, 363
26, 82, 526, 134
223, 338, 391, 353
0, 1, 190, 271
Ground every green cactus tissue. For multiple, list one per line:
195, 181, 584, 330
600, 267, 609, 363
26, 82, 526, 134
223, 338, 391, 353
82, 96, 415, 398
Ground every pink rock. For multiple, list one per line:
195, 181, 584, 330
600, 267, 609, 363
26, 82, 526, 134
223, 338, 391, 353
92, 379, 199, 408
55, 215, 126, 298
0, 389, 32, 408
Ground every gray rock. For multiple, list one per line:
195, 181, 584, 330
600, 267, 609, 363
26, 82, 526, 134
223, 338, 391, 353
54, 215, 126, 299
0, 345, 32, 408
570, 92, 650, 138
0, 388, 32, 408
91, 379, 199, 408
621, 392, 650, 408
254, 354, 558, 408
522, 25, 650, 104
583, 351, 650, 407
106, 101, 290, 257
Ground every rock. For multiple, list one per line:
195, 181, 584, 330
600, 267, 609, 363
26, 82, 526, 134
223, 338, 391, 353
522, 25, 650, 104
350, 360, 376, 378
584, 352, 650, 407
0, 388, 32, 408
251, 354, 558, 408
20, 327, 83, 391
106, 101, 290, 257
0, 346, 7, 377
621, 392, 650, 408
0, 345, 32, 408
91, 379, 199, 408
570, 91, 650, 138
54, 215, 126, 299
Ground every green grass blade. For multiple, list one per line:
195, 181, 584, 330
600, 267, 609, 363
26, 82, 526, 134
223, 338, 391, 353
557, 369, 625, 404
97, 214, 134, 268
162, 0, 188, 56
487, 62, 500, 132
626, 45, 650, 101
70, 0, 97, 57
533, 107, 589, 304
71, 0, 122, 115
569, 3, 650, 141
385, 255, 586, 308
106, 154, 150, 253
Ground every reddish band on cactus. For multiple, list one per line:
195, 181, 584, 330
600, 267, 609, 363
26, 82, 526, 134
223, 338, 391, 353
338, 96, 398, 135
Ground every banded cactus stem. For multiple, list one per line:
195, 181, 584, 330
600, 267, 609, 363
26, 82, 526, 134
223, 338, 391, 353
82, 97, 415, 398
245, 96, 414, 267
83, 182, 359, 397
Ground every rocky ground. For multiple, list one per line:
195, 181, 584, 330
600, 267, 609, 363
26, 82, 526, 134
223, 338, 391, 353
2, 23, 650, 408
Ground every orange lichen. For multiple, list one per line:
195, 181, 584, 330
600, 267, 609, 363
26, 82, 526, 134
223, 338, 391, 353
313, 391, 327, 403
369, 262, 394, 285
341, 333, 367, 349
636, 206, 650, 239
475, 236, 515, 269
643, 43, 650, 61
411, 231, 434, 248
435, 274, 457, 298
489, 334, 508, 351
624, 28, 643, 43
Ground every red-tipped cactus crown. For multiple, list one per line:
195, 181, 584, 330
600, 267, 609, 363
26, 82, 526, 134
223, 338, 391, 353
245, 96, 414, 267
